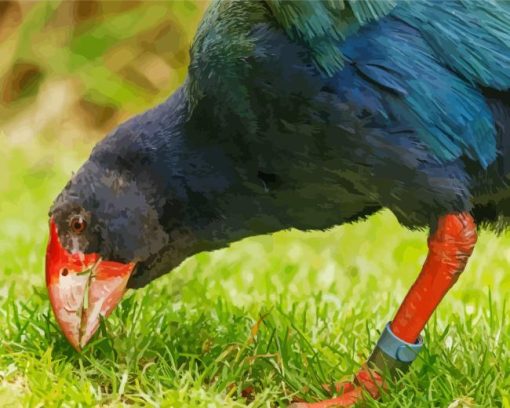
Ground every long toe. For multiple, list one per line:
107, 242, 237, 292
289, 388, 363, 408
322, 380, 356, 395
354, 367, 384, 398
291, 379, 355, 404
290, 366, 384, 408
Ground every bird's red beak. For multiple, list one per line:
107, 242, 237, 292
45, 219, 135, 350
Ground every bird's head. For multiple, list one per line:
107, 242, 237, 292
46, 157, 172, 349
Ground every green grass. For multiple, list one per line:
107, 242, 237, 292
1, 132, 510, 407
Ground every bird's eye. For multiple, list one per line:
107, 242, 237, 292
70, 216, 87, 234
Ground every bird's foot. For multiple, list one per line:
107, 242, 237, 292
290, 365, 384, 408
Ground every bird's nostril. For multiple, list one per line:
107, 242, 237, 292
61, 268, 69, 276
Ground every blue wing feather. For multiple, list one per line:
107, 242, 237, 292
339, 16, 497, 167
393, 0, 510, 90
266, 0, 507, 167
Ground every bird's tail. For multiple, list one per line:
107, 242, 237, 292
471, 89, 510, 229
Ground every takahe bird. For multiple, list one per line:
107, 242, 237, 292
46, 0, 510, 406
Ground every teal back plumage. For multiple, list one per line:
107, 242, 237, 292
393, 0, 510, 90
267, 0, 510, 86
266, 0, 397, 75
189, 0, 510, 169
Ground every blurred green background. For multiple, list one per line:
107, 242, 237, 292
1, 1, 510, 407
0, 0, 205, 144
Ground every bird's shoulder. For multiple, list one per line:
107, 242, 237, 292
265, 0, 397, 75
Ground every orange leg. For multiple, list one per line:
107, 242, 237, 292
292, 212, 477, 408
390, 212, 477, 342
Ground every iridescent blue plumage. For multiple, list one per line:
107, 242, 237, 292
189, 0, 510, 171
265, 0, 510, 168
339, 15, 497, 167
266, 0, 397, 74
393, 0, 510, 90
